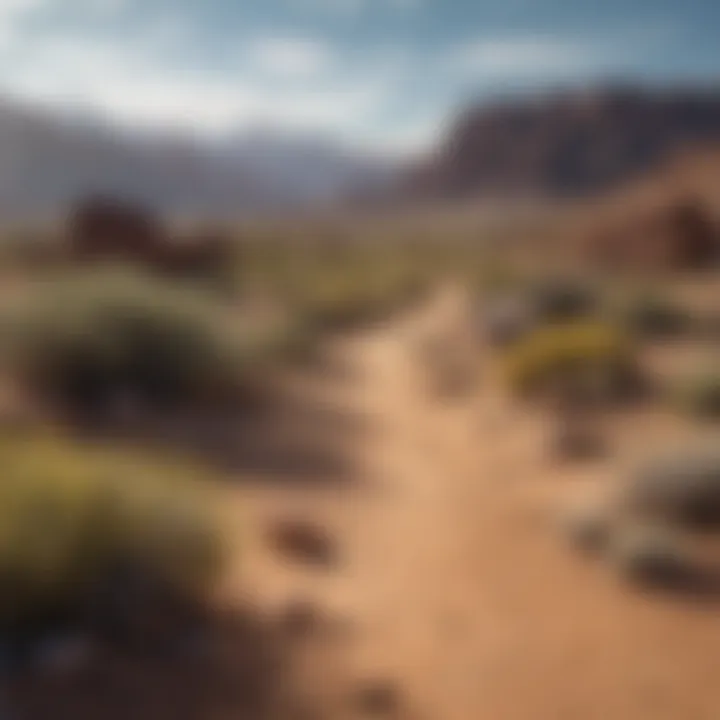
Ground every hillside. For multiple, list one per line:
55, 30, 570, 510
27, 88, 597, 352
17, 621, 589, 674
408, 85, 720, 200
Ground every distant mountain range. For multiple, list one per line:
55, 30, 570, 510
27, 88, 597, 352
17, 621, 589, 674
407, 84, 720, 200
0, 96, 397, 222
5, 84, 720, 222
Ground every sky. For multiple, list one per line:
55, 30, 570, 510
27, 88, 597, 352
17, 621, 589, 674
0, 0, 718, 152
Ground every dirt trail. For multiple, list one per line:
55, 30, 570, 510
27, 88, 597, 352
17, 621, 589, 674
240, 286, 720, 720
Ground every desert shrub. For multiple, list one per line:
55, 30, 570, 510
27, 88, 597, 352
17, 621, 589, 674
479, 276, 599, 350
502, 322, 641, 402
624, 449, 720, 529
0, 433, 224, 646
3, 269, 243, 419
618, 292, 693, 339
671, 371, 720, 420
526, 277, 598, 324
608, 523, 692, 587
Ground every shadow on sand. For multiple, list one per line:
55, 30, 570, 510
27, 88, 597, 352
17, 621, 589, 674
70, 353, 369, 486
9, 607, 318, 720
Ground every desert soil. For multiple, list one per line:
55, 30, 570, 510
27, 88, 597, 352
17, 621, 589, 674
227, 285, 720, 720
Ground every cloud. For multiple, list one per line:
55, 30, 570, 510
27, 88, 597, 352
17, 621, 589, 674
249, 37, 333, 78
0, 0, 428, 147
0, 24, 393, 139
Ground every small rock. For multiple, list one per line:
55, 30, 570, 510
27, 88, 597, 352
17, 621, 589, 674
352, 680, 401, 716
270, 519, 337, 567
561, 508, 611, 555
550, 425, 604, 461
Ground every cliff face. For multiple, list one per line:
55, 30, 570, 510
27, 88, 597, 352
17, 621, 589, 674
409, 86, 720, 200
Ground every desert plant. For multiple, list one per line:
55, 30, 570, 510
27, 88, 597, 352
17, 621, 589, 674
3, 269, 244, 419
624, 449, 720, 529
502, 322, 641, 403
672, 371, 720, 420
618, 292, 693, 339
608, 523, 692, 588
0, 433, 224, 647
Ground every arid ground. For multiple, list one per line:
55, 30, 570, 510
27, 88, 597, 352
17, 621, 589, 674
214, 283, 720, 720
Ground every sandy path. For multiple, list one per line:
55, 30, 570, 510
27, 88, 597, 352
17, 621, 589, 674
239, 286, 720, 720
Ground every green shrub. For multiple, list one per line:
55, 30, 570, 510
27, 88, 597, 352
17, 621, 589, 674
0, 434, 224, 642
502, 322, 641, 402
3, 269, 244, 418
479, 276, 599, 350
618, 292, 693, 339
625, 449, 720, 529
672, 371, 720, 420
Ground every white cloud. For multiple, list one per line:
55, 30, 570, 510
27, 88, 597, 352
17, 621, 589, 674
0, 1, 428, 146
0, 27, 392, 138
249, 37, 333, 78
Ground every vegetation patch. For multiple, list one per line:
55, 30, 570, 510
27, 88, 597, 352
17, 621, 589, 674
502, 321, 641, 403
616, 291, 694, 339
608, 523, 694, 588
3, 269, 258, 419
0, 433, 224, 648
624, 449, 720, 530
671, 370, 720, 420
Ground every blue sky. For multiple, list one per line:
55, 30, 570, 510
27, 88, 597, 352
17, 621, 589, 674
0, 0, 718, 151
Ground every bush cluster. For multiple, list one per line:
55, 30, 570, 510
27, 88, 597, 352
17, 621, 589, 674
0, 434, 224, 644
617, 292, 693, 339
502, 322, 640, 402
3, 270, 244, 419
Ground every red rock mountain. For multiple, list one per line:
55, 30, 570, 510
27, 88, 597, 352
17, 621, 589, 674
409, 85, 720, 199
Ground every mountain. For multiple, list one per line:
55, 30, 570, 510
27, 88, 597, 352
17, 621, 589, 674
407, 84, 720, 200
0, 96, 397, 222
